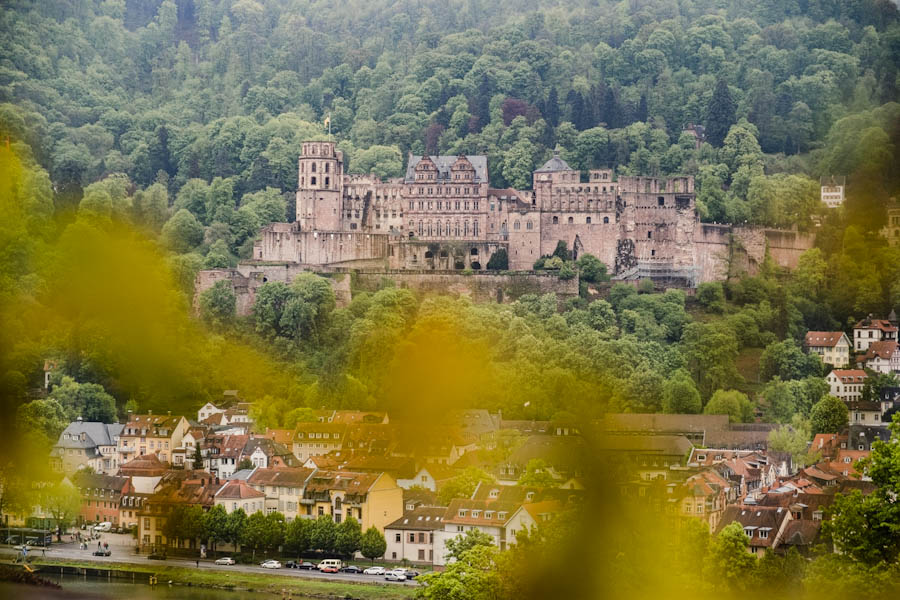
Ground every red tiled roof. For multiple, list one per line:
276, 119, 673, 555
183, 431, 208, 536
829, 369, 867, 383
215, 479, 265, 500
854, 319, 898, 333
862, 341, 898, 361
804, 332, 847, 348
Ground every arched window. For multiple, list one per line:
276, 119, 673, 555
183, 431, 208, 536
603, 217, 609, 224
552, 216, 558, 224
526, 221, 533, 230
473, 221, 478, 236
311, 163, 317, 172
311, 176, 316, 185
464, 221, 469, 236
325, 177, 329, 186
418, 221, 424, 236
514, 221, 520, 230
568, 217, 574, 224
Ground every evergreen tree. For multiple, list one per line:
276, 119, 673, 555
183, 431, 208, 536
192, 445, 203, 470
706, 78, 737, 147
545, 86, 560, 128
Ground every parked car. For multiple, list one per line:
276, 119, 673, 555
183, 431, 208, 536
260, 560, 282, 569
340, 565, 362, 574
93, 522, 112, 532
214, 557, 235, 565
317, 559, 343, 571
402, 569, 421, 579
363, 566, 385, 575
147, 551, 166, 560
385, 569, 407, 581
296, 561, 316, 570
93, 548, 111, 557
284, 560, 299, 568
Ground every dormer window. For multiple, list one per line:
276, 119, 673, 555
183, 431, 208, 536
485, 510, 494, 519
489, 489, 499, 498
497, 511, 507, 520
458, 509, 467, 518
471, 510, 480, 518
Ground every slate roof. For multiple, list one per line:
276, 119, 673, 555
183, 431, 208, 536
535, 149, 574, 173
386, 506, 447, 531
715, 505, 789, 548
72, 471, 129, 493
404, 155, 488, 183
54, 422, 123, 456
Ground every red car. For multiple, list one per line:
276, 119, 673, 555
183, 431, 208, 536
320, 566, 339, 573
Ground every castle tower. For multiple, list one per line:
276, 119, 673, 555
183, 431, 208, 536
296, 141, 343, 230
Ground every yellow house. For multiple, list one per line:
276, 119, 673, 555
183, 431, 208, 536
303, 470, 402, 534
118, 412, 189, 466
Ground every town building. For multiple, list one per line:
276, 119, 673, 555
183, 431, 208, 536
214, 479, 266, 514
434, 498, 521, 565
803, 331, 851, 367
846, 400, 884, 427
384, 506, 446, 564
882, 202, 900, 247
819, 175, 845, 208
302, 470, 403, 533
246, 467, 315, 521
72, 471, 129, 526
50, 419, 123, 475
292, 423, 347, 461
137, 472, 220, 550
715, 505, 793, 556
852, 315, 898, 352
859, 340, 898, 373
825, 369, 868, 402
117, 412, 189, 466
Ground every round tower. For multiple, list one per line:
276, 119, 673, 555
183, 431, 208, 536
297, 141, 343, 230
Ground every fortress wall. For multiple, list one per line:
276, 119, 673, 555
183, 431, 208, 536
692, 223, 814, 283
538, 216, 619, 269
353, 271, 579, 305
257, 227, 391, 265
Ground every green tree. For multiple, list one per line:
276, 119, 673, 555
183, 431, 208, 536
49, 377, 117, 422
810, 395, 849, 434
310, 514, 336, 554
576, 254, 608, 283
862, 372, 900, 403
443, 528, 496, 563
704, 389, 754, 423
767, 415, 816, 468
517, 458, 557, 488
662, 369, 702, 414
43, 480, 82, 541
192, 445, 204, 470
202, 504, 228, 554
360, 526, 386, 563
285, 517, 312, 559
696, 282, 725, 313
759, 339, 822, 382
438, 467, 495, 506
225, 508, 248, 551
334, 516, 362, 557
681, 322, 742, 400
161, 209, 204, 253
15, 398, 69, 445
706, 77, 737, 147
486, 248, 509, 270
703, 522, 757, 592
418, 545, 501, 600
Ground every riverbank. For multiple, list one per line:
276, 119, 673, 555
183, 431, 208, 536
31, 558, 417, 600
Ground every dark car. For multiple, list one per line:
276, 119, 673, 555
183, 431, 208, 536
340, 565, 362, 574
147, 551, 167, 560
297, 561, 316, 570
93, 549, 111, 557
285, 560, 299, 569
404, 570, 421, 579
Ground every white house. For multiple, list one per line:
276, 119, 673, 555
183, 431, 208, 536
826, 369, 868, 402
214, 479, 266, 514
384, 506, 446, 564
432, 498, 519, 566
846, 401, 884, 427
860, 341, 898, 374
820, 175, 845, 208
803, 331, 851, 367
853, 316, 898, 352
197, 402, 225, 423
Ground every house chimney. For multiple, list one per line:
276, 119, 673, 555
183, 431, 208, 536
148, 409, 152, 416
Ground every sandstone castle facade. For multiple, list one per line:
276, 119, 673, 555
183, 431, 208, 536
249, 141, 812, 285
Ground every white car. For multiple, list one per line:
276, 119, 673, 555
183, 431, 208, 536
93, 522, 112, 532
363, 566, 385, 575
260, 560, 282, 569
385, 569, 407, 581
215, 557, 235, 565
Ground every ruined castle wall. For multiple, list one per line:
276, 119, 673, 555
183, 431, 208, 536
389, 240, 502, 270
256, 227, 391, 266
692, 223, 814, 283
353, 271, 579, 304
537, 215, 618, 269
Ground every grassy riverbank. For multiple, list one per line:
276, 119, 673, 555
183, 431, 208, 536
32, 558, 417, 600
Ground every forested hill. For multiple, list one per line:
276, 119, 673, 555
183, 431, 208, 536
1, 0, 899, 236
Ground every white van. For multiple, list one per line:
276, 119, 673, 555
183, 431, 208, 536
93, 522, 112, 532
317, 559, 342, 571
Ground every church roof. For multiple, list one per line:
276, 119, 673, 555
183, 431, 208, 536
535, 148, 574, 173
404, 155, 488, 183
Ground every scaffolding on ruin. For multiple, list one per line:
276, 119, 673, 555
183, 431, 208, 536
612, 261, 702, 288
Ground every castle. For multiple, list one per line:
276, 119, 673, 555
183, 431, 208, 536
249, 141, 813, 285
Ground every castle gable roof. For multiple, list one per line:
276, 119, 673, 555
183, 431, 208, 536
404, 155, 488, 184
535, 151, 573, 173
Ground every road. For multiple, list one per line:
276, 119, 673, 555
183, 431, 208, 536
2, 535, 418, 588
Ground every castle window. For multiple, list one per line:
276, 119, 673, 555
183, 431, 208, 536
651, 250, 655, 256
553, 216, 558, 224
474, 201, 479, 210
418, 221, 424, 236
301, 177, 304, 186
514, 221, 520, 230
473, 221, 478, 236
409, 201, 414, 210
526, 221, 533, 230
311, 176, 317, 185
455, 201, 461, 210
464, 221, 469, 236
325, 163, 330, 173
311, 163, 316, 172
658, 196, 664, 206
647, 231, 652, 239
586, 217, 591, 224
604, 217, 609, 224
325, 177, 329, 186
300, 163, 304, 172
568, 217, 574, 224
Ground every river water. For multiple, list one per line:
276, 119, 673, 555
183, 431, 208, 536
1, 574, 317, 599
